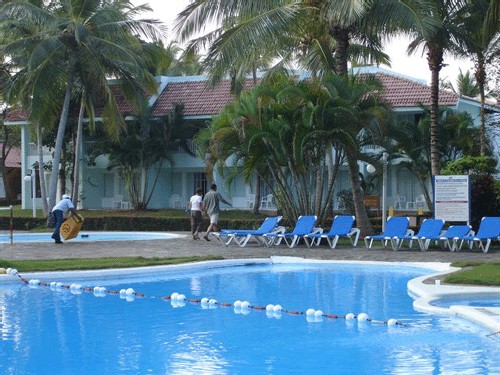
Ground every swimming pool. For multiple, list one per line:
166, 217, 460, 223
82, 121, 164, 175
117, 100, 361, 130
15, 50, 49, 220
1, 261, 499, 374
0, 231, 182, 243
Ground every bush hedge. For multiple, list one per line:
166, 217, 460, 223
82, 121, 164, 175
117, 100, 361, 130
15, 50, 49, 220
0, 215, 392, 233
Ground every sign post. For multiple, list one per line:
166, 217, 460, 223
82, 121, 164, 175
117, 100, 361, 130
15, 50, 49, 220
434, 175, 470, 223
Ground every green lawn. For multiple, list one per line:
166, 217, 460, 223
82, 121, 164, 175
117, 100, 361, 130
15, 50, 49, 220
446, 262, 500, 286
0, 256, 223, 272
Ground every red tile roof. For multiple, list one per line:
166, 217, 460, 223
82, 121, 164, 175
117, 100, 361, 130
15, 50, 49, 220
151, 72, 460, 117
4, 108, 27, 123
4, 86, 137, 123
0, 144, 21, 168
151, 79, 254, 117
4, 70, 461, 122
375, 72, 459, 107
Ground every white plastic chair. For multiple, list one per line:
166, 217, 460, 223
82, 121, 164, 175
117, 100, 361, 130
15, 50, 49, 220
415, 195, 427, 210
247, 194, 256, 209
169, 194, 183, 209
261, 194, 274, 209
101, 197, 115, 210
113, 195, 123, 209
406, 199, 416, 210
394, 196, 406, 210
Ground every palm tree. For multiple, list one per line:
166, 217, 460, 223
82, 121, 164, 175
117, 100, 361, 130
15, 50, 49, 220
88, 104, 186, 209
455, 0, 500, 155
316, 73, 392, 236
405, 0, 468, 176
175, 0, 396, 81
1, 0, 165, 209
385, 106, 481, 211
197, 76, 343, 224
441, 68, 480, 97
177, 1, 420, 226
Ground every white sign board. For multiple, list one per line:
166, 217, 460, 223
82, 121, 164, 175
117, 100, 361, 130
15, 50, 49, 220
434, 175, 470, 222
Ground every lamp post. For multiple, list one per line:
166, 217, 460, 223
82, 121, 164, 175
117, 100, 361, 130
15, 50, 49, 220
381, 152, 388, 231
23, 169, 36, 218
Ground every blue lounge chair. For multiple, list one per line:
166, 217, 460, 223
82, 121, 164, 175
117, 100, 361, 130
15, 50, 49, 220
213, 216, 283, 247
364, 216, 410, 249
417, 224, 472, 251
264, 215, 319, 248
304, 215, 360, 249
395, 218, 445, 251
453, 217, 500, 253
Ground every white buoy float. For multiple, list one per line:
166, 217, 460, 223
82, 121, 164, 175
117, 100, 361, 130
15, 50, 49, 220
93, 286, 106, 297
305, 308, 316, 322
345, 313, 355, 320
357, 313, 370, 323
314, 310, 324, 322
266, 304, 275, 318
70, 284, 82, 295
240, 301, 251, 315
233, 300, 242, 314
387, 319, 398, 326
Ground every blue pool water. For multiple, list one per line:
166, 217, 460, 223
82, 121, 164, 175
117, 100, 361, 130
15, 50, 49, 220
0, 231, 181, 243
432, 297, 500, 308
1, 263, 499, 374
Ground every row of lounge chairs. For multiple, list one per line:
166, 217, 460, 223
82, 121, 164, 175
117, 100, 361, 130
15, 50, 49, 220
365, 216, 500, 253
214, 215, 360, 249
213, 215, 500, 253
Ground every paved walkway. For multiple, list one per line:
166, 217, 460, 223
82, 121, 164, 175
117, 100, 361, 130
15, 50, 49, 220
1, 232, 499, 263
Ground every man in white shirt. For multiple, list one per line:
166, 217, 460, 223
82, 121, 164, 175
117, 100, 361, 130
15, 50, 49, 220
51, 194, 79, 244
188, 188, 205, 240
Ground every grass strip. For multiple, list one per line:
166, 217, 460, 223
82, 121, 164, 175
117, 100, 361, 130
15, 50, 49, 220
446, 262, 500, 286
0, 256, 223, 273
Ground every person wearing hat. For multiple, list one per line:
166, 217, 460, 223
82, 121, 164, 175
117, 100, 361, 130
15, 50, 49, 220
51, 194, 79, 244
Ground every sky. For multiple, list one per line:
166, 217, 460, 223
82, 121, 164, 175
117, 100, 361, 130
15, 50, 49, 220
137, 0, 474, 84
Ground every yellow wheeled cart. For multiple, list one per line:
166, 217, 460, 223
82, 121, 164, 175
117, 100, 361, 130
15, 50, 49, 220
60, 215, 84, 241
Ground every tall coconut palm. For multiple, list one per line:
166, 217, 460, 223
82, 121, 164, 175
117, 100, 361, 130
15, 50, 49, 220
177, 0, 420, 226
405, 0, 468, 176
175, 0, 398, 81
455, 0, 500, 155
441, 68, 480, 97
0, 0, 165, 209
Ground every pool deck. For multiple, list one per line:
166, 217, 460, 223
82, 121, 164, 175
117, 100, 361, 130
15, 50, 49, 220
1, 232, 499, 334
1, 231, 499, 263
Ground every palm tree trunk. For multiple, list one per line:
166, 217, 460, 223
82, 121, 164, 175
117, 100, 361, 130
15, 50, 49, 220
252, 174, 261, 214
475, 57, 486, 156
427, 47, 443, 176
48, 58, 75, 209
330, 26, 349, 75
346, 151, 373, 237
72, 101, 84, 206
37, 123, 48, 215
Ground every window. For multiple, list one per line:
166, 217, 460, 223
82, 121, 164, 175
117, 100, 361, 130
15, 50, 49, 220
103, 173, 114, 197
193, 172, 208, 194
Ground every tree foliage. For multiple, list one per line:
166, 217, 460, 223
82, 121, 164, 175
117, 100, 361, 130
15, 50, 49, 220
88, 104, 188, 210
198, 73, 391, 235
